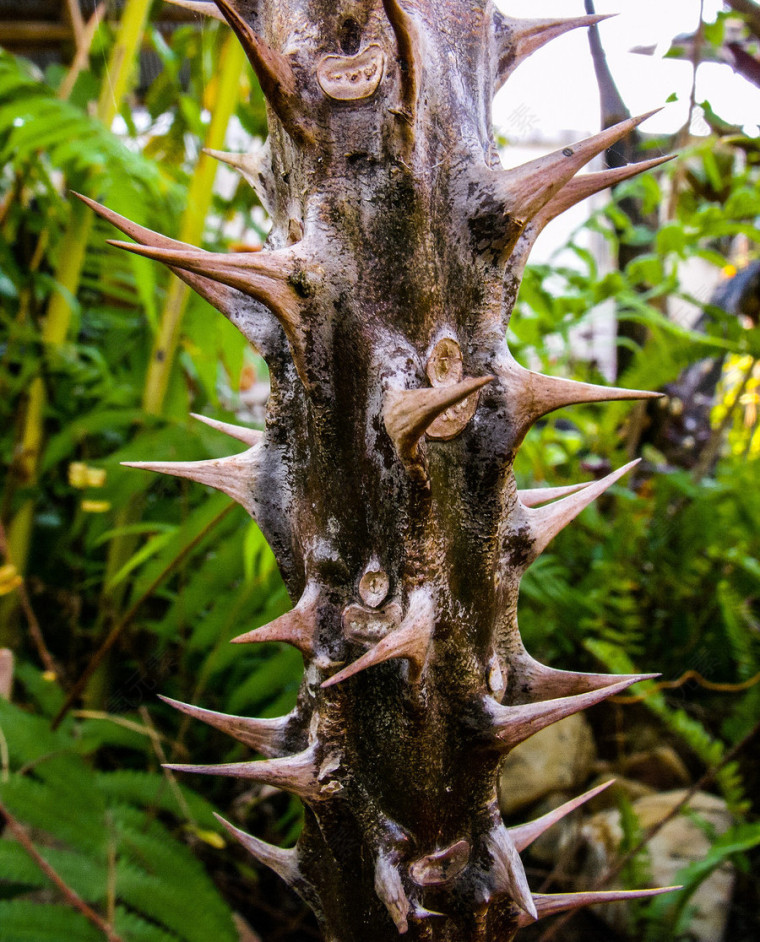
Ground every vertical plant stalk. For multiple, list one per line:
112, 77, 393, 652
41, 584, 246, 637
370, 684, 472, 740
93, 35, 247, 666
142, 35, 249, 417
4, 0, 153, 585
89, 2, 676, 939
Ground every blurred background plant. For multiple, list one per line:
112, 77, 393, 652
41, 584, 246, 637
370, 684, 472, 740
0, 2, 759, 941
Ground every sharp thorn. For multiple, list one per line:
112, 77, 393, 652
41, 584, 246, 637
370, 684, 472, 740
375, 854, 411, 934
164, 0, 226, 21
517, 887, 682, 927
73, 193, 194, 252
517, 652, 658, 701
506, 363, 661, 440
410, 904, 446, 920
536, 155, 675, 230
190, 413, 263, 448
203, 143, 275, 215
496, 13, 616, 88
121, 452, 258, 517
498, 111, 663, 225
232, 586, 319, 657
158, 696, 292, 758
489, 675, 657, 750
384, 376, 493, 464
164, 745, 321, 801
527, 461, 640, 558
72, 194, 273, 335
381, 0, 420, 120
107, 240, 307, 365
486, 826, 537, 920
509, 781, 615, 853
213, 1, 316, 145
518, 481, 593, 508
213, 814, 301, 885
322, 591, 434, 688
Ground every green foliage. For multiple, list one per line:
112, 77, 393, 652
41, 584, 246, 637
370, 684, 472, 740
642, 821, 760, 940
0, 684, 236, 942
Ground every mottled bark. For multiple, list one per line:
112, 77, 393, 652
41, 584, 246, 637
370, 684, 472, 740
84, 2, 674, 939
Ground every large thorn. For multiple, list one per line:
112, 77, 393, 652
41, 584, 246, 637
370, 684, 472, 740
504, 155, 673, 307
504, 361, 661, 444
159, 696, 293, 758
514, 650, 658, 702
231, 585, 319, 658
122, 449, 259, 518
322, 590, 434, 688
534, 155, 674, 231
503, 154, 673, 310
488, 675, 656, 751
190, 413, 263, 448
107, 240, 310, 379
494, 12, 613, 90
212, 1, 315, 145
381, 0, 420, 120
73, 192, 195, 253
165, 745, 322, 801
204, 142, 275, 216
527, 460, 640, 559
518, 481, 592, 508
509, 781, 615, 853
497, 110, 661, 228
375, 854, 411, 934
516, 887, 681, 927
106, 241, 300, 326
73, 193, 254, 333
165, 0, 226, 21
486, 826, 537, 921
384, 376, 493, 465
214, 814, 301, 886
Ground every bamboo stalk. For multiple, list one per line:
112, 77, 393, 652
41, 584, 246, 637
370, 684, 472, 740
4, 0, 153, 588
86, 36, 247, 707
142, 36, 248, 416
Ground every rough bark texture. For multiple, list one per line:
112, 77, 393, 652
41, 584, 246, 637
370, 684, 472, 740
85, 2, 674, 939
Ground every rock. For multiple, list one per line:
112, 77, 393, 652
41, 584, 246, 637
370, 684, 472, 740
621, 745, 691, 791
499, 713, 596, 815
577, 790, 735, 942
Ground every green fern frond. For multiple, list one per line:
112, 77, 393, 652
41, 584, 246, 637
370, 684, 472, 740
0, 901, 102, 942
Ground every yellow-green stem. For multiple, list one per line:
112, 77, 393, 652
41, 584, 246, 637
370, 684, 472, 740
142, 37, 248, 416
89, 37, 247, 699
1, 0, 152, 639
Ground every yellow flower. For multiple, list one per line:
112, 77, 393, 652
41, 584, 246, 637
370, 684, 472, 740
81, 500, 111, 514
0, 564, 23, 597
69, 463, 107, 489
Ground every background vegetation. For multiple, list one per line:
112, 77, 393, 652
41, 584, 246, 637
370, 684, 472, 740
1, 2, 759, 940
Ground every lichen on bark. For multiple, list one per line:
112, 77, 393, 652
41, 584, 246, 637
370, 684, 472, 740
83, 1, 675, 939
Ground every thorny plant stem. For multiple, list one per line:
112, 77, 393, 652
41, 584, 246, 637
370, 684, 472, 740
536, 718, 760, 942
0, 799, 124, 942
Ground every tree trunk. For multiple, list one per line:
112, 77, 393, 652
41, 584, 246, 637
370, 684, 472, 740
83, 1, 673, 938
